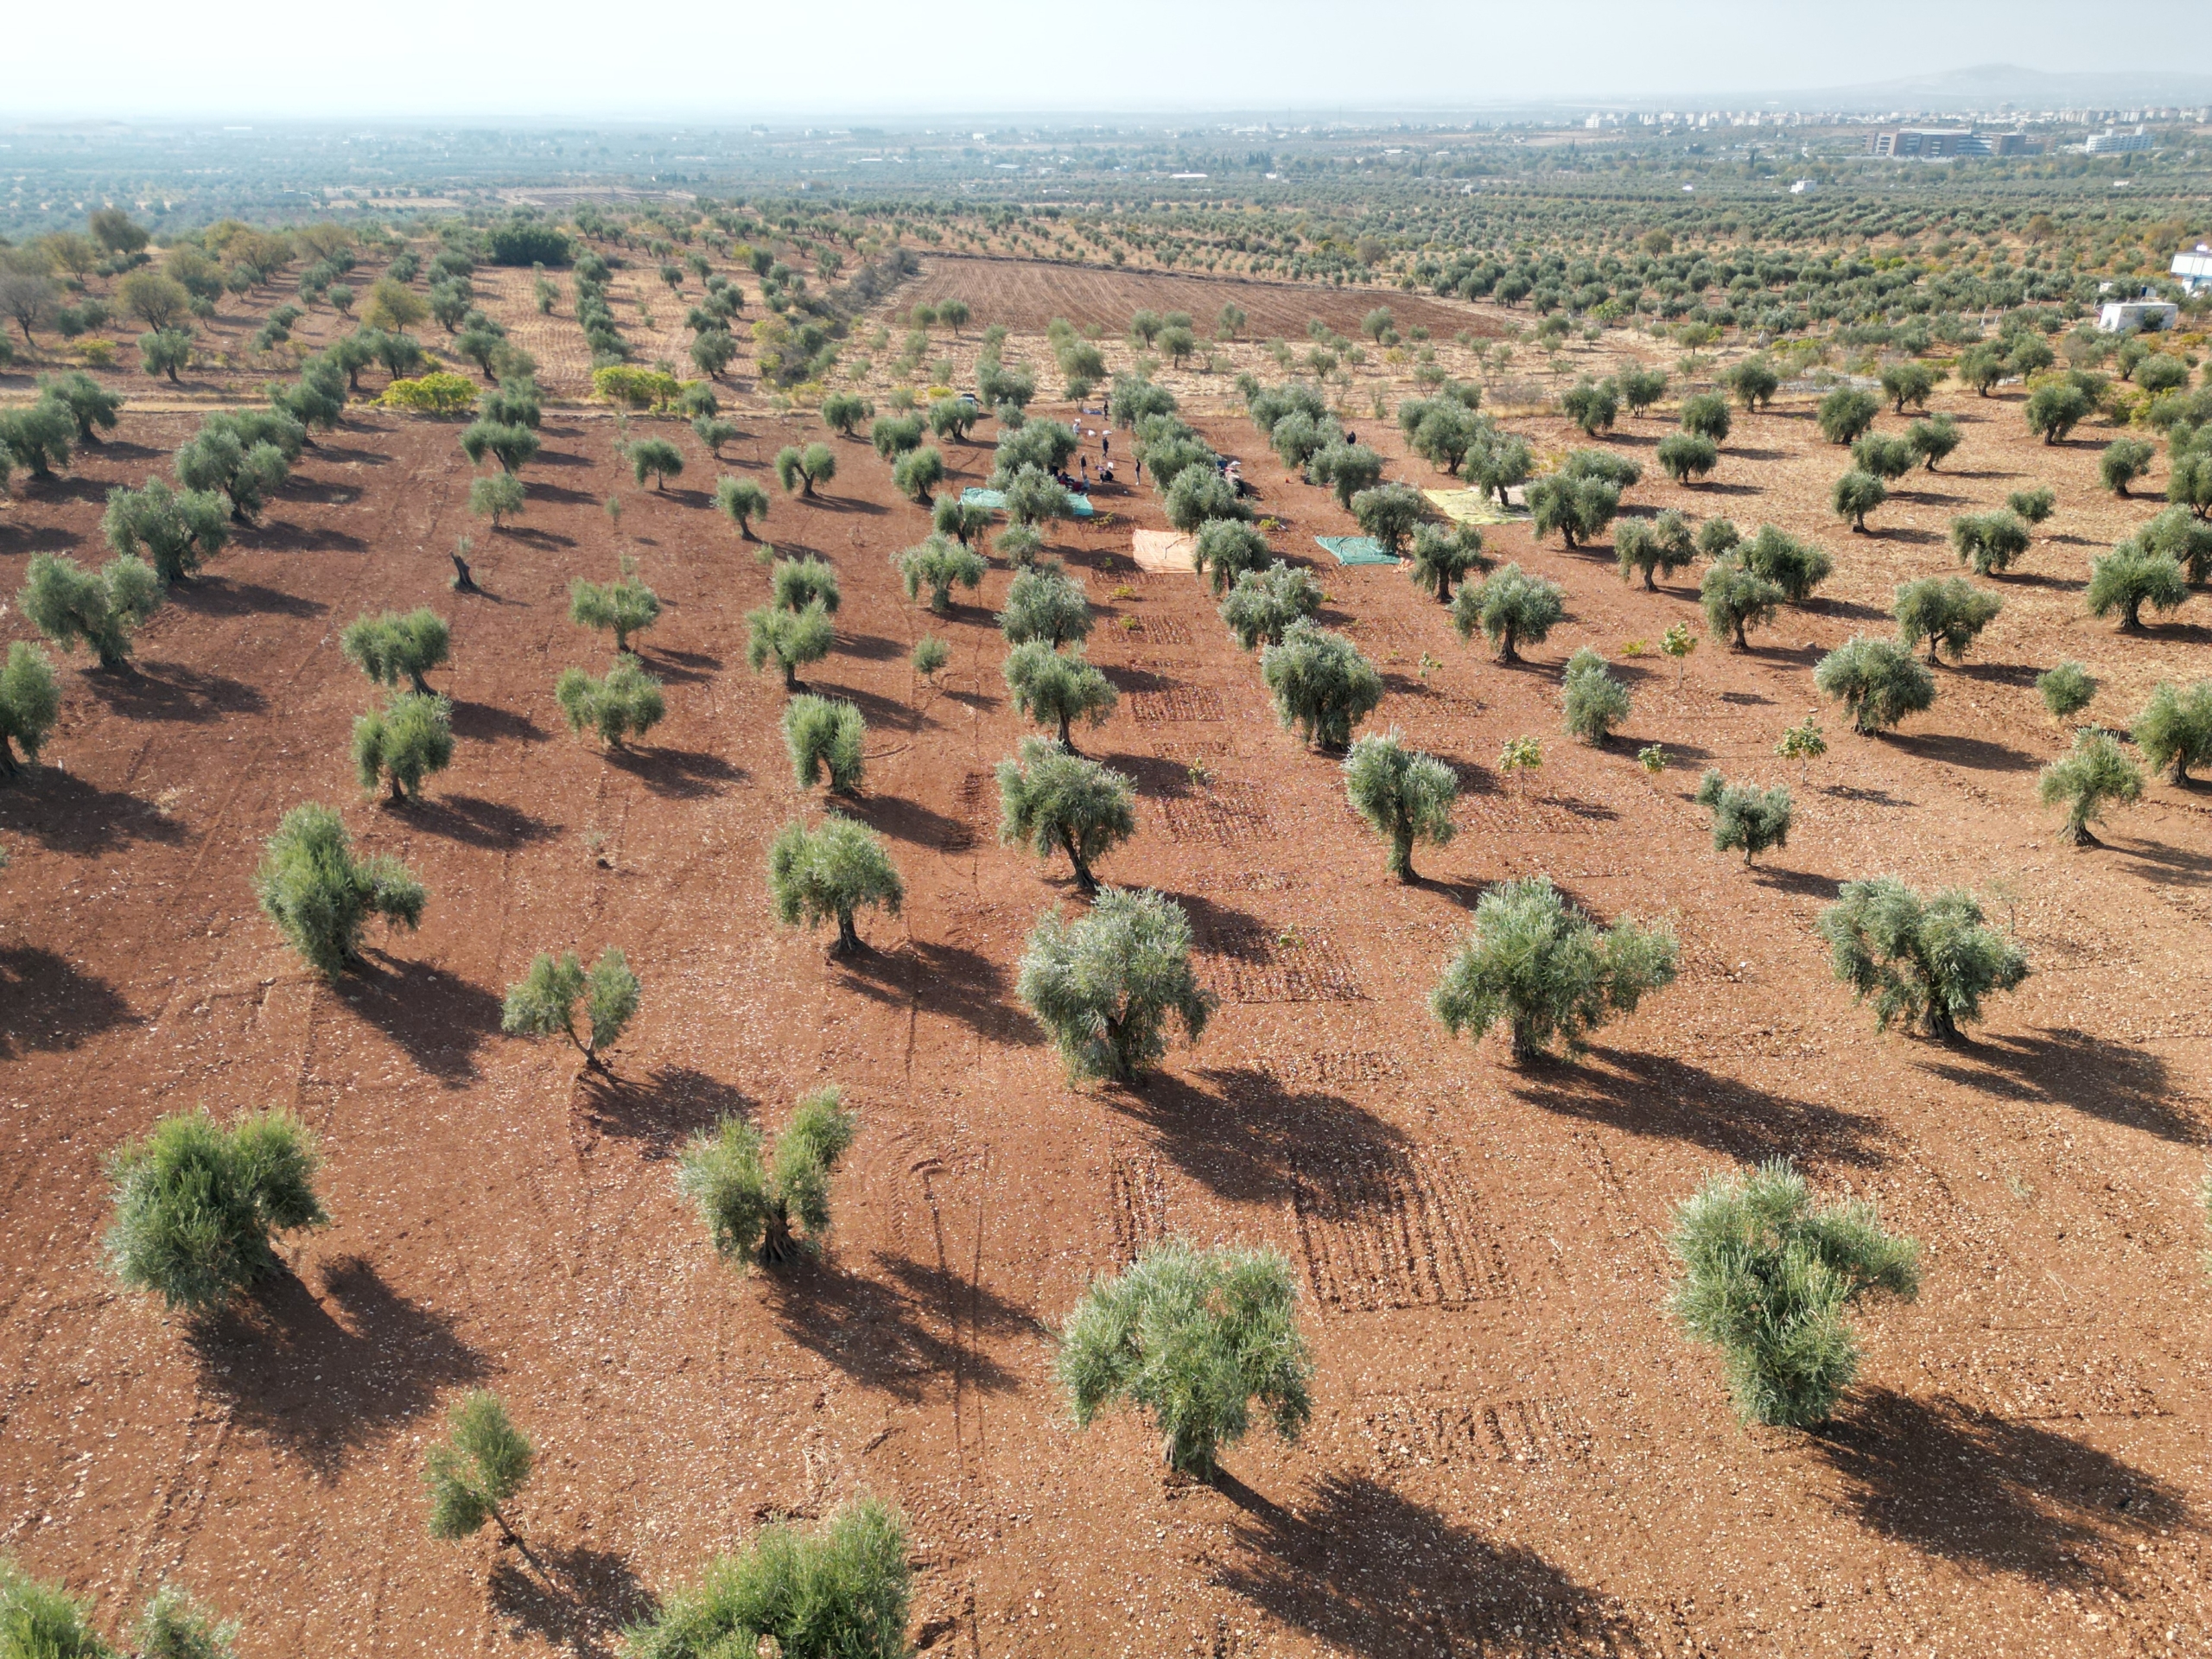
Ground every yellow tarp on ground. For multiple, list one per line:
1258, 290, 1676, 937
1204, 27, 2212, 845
1130, 530, 1198, 573
1425, 487, 1529, 526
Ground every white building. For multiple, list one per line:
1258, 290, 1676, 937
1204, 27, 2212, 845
2086, 126, 2155, 154
2171, 245, 2212, 295
2098, 300, 2180, 333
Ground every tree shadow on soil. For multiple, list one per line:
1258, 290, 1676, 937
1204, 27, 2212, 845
1748, 865, 1844, 901
635, 645, 720, 686
86, 661, 266, 722
2113, 836, 2212, 891
410, 793, 562, 849
578, 1065, 749, 1159
1897, 731, 2037, 772
170, 575, 327, 619
835, 938, 1040, 1046
0, 946, 135, 1055
1115, 1067, 1414, 1208
605, 745, 745, 800
1915, 1027, 2198, 1144
339, 951, 504, 1087
185, 1253, 489, 1478
845, 791, 969, 850
762, 1251, 1022, 1404
490, 1543, 653, 1659
0, 769, 189, 855
1512, 1046, 1888, 1167
1810, 1389, 2183, 1586
448, 699, 547, 744
1213, 1471, 1640, 1659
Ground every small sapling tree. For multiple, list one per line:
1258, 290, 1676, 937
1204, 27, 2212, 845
1261, 620, 1383, 750
912, 637, 950, 677
1670, 1160, 1920, 1427
1661, 621, 1697, 686
1432, 875, 1677, 1063
892, 446, 945, 505
1832, 468, 1887, 533
746, 601, 835, 692
2133, 679, 2212, 783
1058, 1241, 1312, 1479
1894, 577, 2004, 664
569, 560, 661, 652
997, 737, 1137, 894
783, 695, 866, 792
255, 804, 424, 976
1561, 647, 1630, 745
714, 475, 769, 538
1776, 715, 1827, 783
1814, 636, 1936, 734
1343, 729, 1457, 880
2008, 486, 2055, 526
1003, 640, 1116, 750
468, 471, 525, 529
1816, 877, 2029, 1039
1018, 887, 1212, 1083
766, 815, 903, 955
20, 552, 162, 671
1694, 770, 1793, 862
341, 608, 450, 694
1453, 563, 1566, 663
626, 437, 683, 491
353, 691, 454, 804
2037, 662, 2096, 721
425, 1392, 537, 1556
677, 1089, 857, 1268
2038, 730, 2143, 846
500, 947, 640, 1072
104, 1108, 326, 1314
1220, 562, 1323, 649
556, 655, 666, 748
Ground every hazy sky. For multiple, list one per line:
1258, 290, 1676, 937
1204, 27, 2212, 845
12, 0, 2212, 120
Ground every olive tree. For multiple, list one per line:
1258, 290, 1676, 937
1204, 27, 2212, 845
1560, 378, 1619, 437
715, 475, 769, 538
1017, 887, 1212, 1083
998, 567, 1090, 649
1814, 636, 1936, 734
1679, 392, 1731, 442
1694, 771, 1793, 862
2024, 381, 2092, 444
1815, 388, 1879, 446
468, 471, 525, 529
627, 437, 683, 491
1700, 563, 1785, 650
1261, 620, 1383, 750
2037, 661, 2096, 721
1343, 729, 1456, 880
460, 419, 540, 474
141, 327, 193, 384
426, 1393, 537, 1556
500, 947, 641, 1072
770, 556, 841, 616
783, 695, 866, 793
1906, 414, 1961, 471
1192, 519, 1270, 598
20, 551, 162, 670
1817, 877, 2028, 1039
1670, 1161, 1919, 1428
1407, 521, 1489, 602
1309, 442, 1385, 510
1163, 467, 1248, 534
105, 1108, 326, 1315
556, 654, 666, 748
353, 691, 454, 804
1220, 562, 1322, 649
39, 371, 122, 445
2101, 438, 2158, 497
1614, 511, 1695, 591
821, 391, 874, 435
1058, 1241, 1312, 1479
773, 442, 837, 496
0, 643, 61, 776
891, 445, 944, 504
1561, 647, 1630, 745
1720, 356, 1780, 410
896, 536, 987, 613
1849, 434, 1916, 483
1527, 474, 1619, 550
931, 494, 992, 547
2133, 679, 2212, 784
1003, 640, 1116, 749
570, 561, 661, 652
341, 607, 449, 692
1738, 524, 1832, 601
2038, 730, 2143, 846
254, 803, 426, 976
1832, 468, 1887, 533
766, 814, 903, 956
1431, 875, 1678, 1063
1453, 563, 1566, 663
1347, 482, 1425, 558
2087, 543, 2188, 632
1878, 359, 1938, 414
1618, 365, 1669, 416
1949, 512, 2031, 576
1893, 577, 2003, 665
1656, 432, 1719, 485
677, 1089, 857, 1268
746, 602, 835, 692
996, 737, 1137, 894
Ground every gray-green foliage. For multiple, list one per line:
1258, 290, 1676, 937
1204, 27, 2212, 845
1058, 1241, 1312, 1478
1670, 1160, 1920, 1427
896, 535, 987, 613
1615, 510, 1695, 591
1815, 387, 1879, 445
2087, 543, 2188, 631
556, 654, 666, 747
353, 691, 454, 803
715, 474, 770, 537
0, 643, 61, 775
569, 562, 661, 652
912, 636, 950, 677
1561, 647, 1631, 745
1816, 877, 2029, 1039
1738, 524, 1832, 601
1814, 636, 1936, 734
1694, 770, 1794, 862
2037, 661, 2095, 720
891, 445, 944, 504
1906, 414, 1961, 471
1432, 875, 1678, 1063
996, 736, 1137, 893
2138, 506, 2212, 584
2007, 486, 2056, 525
621, 1498, 909, 1659
1260, 620, 1383, 750
783, 695, 866, 792
1526, 473, 1619, 549
1849, 433, 1916, 482
131, 1584, 241, 1659
104, 1108, 327, 1314
1017, 887, 1212, 1083
2133, 679, 2212, 784
2101, 437, 2158, 496
745, 602, 835, 691
1454, 563, 1566, 663
766, 815, 903, 955
1406, 521, 1489, 601
998, 566, 1090, 647
1680, 392, 1732, 442
102, 478, 229, 582
501, 947, 641, 1070
425, 1392, 535, 1548
1700, 563, 1785, 650
1832, 468, 1886, 531
1003, 640, 1116, 749
1220, 561, 1323, 650
1192, 518, 1269, 598
20, 551, 162, 670
677, 1089, 858, 1269
770, 556, 841, 615
1893, 577, 2003, 664
2037, 729, 2142, 845
1163, 466, 1249, 534
1343, 729, 1457, 880
467, 471, 525, 528
341, 607, 449, 694
254, 803, 425, 976
931, 493, 992, 547
1656, 431, 1719, 485
1948, 511, 2031, 576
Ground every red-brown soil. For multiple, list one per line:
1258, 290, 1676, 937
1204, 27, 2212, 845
0, 380, 2208, 1659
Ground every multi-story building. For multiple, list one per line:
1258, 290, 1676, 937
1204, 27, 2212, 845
1868, 129, 1993, 158
2171, 245, 2212, 296
2085, 126, 2155, 154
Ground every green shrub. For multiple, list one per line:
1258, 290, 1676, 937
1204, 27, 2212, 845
2037, 661, 2095, 720
467, 471, 525, 528
2038, 730, 2143, 845
1220, 562, 1323, 650
1432, 875, 1677, 1063
1018, 887, 1212, 1082
20, 551, 162, 670
1260, 620, 1383, 750
1694, 770, 1793, 862
2133, 679, 2212, 784
131, 1584, 241, 1659
1560, 377, 1618, 436
2024, 380, 2092, 443
1849, 433, 1916, 481
254, 804, 424, 976
1058, 1241, 1311, 1478
677, 1089, 857, 1269
500, 947, 641, 1071
623, 1498, 908, 1659
1894, 577, 2003, 664
1670, 1160, 1919, 1427
1561, 647, 1631, 745
1740, 523, 1835, 600
1814, 636, 1936, 734
745, 602, 835, 692
1343, 729, 1457, 880
1817, 876, 2028, 1039
2007, 486, 2056, 525
353, 691, 454, 803
766, 815, 902, 956
911, 636, 950, 677
556, 654, 666, 747
1453, 563, 1566, 663
104, 1108, 327, 1314
997, 737, 1136, 893
782, 695, 866, 792
1003, 640, 1116, 749
425, 1392, 535, 1548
